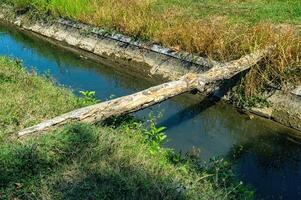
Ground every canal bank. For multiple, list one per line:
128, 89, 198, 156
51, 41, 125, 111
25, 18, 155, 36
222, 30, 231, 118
0, 5, 300, 133
1, 18, 301, 199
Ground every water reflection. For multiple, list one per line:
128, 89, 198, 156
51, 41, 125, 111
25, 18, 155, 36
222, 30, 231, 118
1, 23, 301, 199
230, 133, 301, 199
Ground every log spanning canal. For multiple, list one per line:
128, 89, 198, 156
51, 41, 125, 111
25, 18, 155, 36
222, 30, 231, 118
18, 48, 271, 136
1, 24, 301, 199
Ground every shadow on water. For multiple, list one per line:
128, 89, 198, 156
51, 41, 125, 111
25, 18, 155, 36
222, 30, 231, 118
157, 97, 217, 131
157, 70, 244, 131
1, 23, 301, 199
229, 132, 301, 199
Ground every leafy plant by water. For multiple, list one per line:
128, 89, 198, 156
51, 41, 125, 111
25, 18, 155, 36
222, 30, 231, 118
144, 119, 167, 155
231, 84, 270, 108
79, 90, 99, 105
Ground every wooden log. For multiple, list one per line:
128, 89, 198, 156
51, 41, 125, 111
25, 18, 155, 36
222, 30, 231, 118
18, 47, 273, 137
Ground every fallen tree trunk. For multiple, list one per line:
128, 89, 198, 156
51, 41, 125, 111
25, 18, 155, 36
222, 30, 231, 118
18, 47, 273, 137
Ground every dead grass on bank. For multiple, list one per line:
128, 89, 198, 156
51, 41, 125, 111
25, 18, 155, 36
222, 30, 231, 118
79, 1, 301, 95
167, 22, 301, 95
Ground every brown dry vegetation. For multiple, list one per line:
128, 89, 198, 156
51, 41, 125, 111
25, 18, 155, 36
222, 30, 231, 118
78, 0, 301, 96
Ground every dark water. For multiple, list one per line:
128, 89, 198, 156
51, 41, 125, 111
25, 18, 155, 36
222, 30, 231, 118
1, 24, 301, 199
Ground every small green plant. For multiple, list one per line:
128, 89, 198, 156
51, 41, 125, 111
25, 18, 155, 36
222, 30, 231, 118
144, 117, 167, 155
231, 85, 270, 108
79, 90, 99, 105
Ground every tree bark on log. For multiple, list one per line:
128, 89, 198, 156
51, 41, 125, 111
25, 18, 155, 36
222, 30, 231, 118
18, 47, 273, 137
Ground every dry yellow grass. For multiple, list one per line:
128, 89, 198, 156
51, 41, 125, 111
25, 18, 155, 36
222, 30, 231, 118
76, 0, 301, 95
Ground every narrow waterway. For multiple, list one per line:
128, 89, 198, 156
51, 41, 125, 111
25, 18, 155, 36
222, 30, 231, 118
1, 24, 301, 199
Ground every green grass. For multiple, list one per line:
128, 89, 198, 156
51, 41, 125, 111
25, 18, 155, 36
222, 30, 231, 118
0, 57, 253, 199
7, 0, 301, 24
0, 57, 89, 139
157, 0, 301, 24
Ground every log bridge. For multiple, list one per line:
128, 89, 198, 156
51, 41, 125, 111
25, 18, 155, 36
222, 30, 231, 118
18, 48, 273, 137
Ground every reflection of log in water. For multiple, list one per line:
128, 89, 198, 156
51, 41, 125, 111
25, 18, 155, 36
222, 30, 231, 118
18, 47, 273, 137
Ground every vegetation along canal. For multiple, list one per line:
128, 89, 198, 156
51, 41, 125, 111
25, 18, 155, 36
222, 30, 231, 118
1, 24, 301, 199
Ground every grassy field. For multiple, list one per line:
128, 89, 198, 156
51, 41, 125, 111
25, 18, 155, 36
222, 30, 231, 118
0, 56, 253, 199
3, 0, 301, 98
